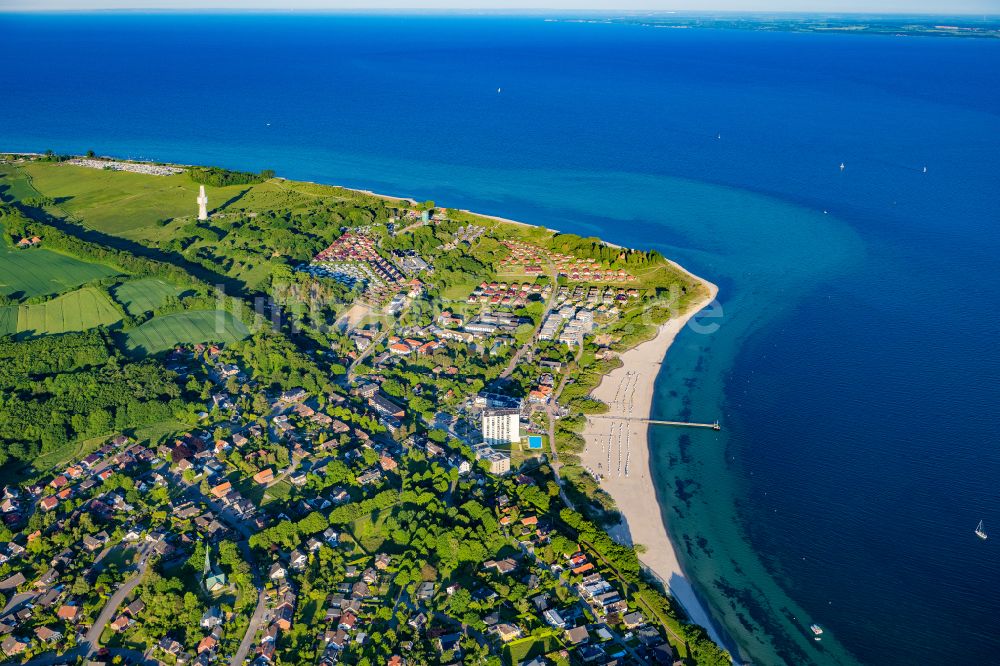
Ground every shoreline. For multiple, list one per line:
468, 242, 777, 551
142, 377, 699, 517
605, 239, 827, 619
8, 150, 731, 651
580, 277, 734, 654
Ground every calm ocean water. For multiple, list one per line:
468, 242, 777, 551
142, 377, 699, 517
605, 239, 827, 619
3, 13, 999, 665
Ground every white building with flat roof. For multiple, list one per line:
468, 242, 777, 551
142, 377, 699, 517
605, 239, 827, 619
473, 444, 511, 475
482, 407, 520, 446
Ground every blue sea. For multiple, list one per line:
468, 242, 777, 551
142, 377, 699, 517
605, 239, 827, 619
3, 12, 999, 665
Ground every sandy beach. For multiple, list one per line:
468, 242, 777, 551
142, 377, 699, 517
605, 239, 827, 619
580, 278, 727, 648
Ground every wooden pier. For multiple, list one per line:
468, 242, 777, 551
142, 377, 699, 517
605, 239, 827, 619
590, 415, 721, 431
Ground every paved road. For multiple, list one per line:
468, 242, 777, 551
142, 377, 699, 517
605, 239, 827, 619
82, 546, 152, 654
167, 472, 269, 666
500, 265, 560, 380
13, 647, 153, 666
346, 329, 390, 383
12, 548, 152, 666
230, 587, 268, 666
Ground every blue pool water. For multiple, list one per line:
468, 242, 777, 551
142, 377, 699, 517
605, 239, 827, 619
2, 13, 999, 665
528, 436, 543, 450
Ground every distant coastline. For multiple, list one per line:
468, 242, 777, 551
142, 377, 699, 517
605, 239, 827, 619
549, 13, 1000, 39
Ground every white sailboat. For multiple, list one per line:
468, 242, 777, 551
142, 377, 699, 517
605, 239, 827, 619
839, 162, 845, 171
975, 520, 987, 540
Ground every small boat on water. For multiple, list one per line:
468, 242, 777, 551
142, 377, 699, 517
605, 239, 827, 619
839, 162, 845, 171
976, 520, 988, 540
810, 624, 824, 641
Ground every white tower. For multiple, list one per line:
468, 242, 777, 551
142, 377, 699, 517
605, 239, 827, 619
197, 185, 208, 221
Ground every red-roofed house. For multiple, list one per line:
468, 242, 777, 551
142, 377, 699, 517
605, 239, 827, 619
210, 481, 232, 499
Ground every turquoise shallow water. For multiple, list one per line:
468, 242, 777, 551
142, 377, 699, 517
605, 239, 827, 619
3, 13, 1000, 665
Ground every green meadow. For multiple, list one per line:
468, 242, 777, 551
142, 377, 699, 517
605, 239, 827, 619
23, 162, 251, 240
122, 309, 249, 356
0, 164, 40, 202
0, 307, 16, 336
0, 287, 123, 337
113, 277, 186, 315
0, 243, 118, 300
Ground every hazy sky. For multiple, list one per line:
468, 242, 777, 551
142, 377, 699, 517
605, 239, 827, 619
1, 0, 995, 13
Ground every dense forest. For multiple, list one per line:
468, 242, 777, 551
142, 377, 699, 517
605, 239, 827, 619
188, 166, 275, 187
0, 332, 196, 467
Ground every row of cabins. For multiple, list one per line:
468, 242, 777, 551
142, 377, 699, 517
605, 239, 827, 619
501, 239, 639, 283
466, 281, 551, 307
312, 232, 405, 287
557, 283, 639, 305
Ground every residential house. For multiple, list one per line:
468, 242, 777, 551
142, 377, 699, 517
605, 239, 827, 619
210, 481, 232, 499
56, 605, 80, 622
622, 611, 645, 629
565, 625, 590, 645
35, 626, 62, 643
109, 615, 131, 633
494, 623, 522, 642
289, 550, 307, 570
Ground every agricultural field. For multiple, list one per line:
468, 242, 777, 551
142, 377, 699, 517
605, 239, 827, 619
0, 163, 40, 202
22, 162, 251, 240
0, 286, 123, 337
121, 309, 249, 356
0, 243, 119, 300
0, 307, 16, 336
113, 277, 187, 315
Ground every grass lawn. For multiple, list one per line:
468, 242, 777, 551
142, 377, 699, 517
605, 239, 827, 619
0, 243, 119, 300
226, 179, 324, 213
349, 509, 394, 553
23, 162, 250, 240
6, 286, 123, 337
229, 470, 268, 505
132, 419, 189, 448
262, 478, 293, 505
0, 164, 41, 202
503, 632, 562, 665
440, 279, 479, 302
0, 432, 112, 486
121, 309, 250, 357
113, 277, 187, 315
101, 544, 138, 571
0, 307, 16, 336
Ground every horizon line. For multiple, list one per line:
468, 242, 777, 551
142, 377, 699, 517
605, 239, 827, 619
2, 7, 998, 15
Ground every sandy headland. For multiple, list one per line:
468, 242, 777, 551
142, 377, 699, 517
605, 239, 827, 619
580, 277, 729, 649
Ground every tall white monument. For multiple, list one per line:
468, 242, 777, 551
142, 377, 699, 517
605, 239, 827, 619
197, 185, 208, 221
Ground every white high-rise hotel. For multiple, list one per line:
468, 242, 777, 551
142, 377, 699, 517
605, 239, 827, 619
482, 407, 520, 446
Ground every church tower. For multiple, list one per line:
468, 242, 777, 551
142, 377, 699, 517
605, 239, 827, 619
197, 185, 208, 221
